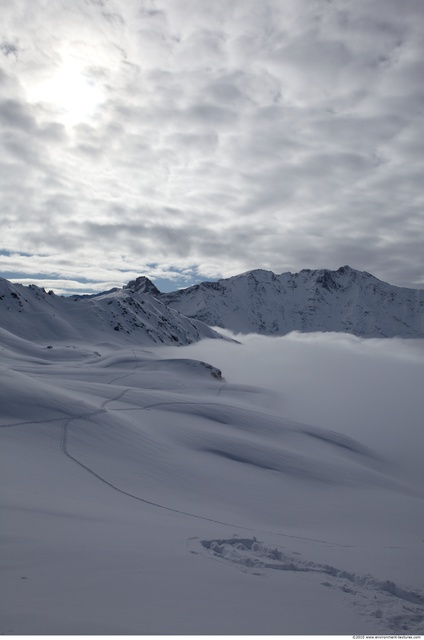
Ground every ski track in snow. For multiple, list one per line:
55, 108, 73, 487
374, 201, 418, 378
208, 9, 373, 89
2, 346, 420, 553
56, 348, 258, 531
57, 360, 351, 544
60, 413, 252, 530
194, 536, 424, 634
1, 348, 371, 548
60, 410, 361, 547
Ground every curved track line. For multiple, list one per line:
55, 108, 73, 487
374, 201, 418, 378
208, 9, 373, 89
60, 416, 252, 530
62, 423, 355, 546
0, 416, 66, 429
2, 353, 357, 546
59, 356, 355, 546
59, 349, 252, 529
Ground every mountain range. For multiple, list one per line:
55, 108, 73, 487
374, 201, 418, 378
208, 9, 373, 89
159, 266, 424, 338
0, 276, 222, 346
1, 266, 423, 343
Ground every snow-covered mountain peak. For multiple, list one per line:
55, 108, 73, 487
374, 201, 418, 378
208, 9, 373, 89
159, 267, 424, 338
0, 277, 226, 346
124, 275, 160, 296
238, 268, 277, 280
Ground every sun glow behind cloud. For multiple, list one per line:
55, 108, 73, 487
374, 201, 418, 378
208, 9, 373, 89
27, 53, 104, 126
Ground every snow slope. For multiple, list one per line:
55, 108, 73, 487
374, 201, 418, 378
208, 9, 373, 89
1, 316, 423, 633
0, 276, 224, 346
159, 266, 424, 338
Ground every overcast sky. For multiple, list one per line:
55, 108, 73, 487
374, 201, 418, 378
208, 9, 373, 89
1, 0, 423, 294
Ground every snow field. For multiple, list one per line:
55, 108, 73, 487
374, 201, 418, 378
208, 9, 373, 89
1, 328, 423, 634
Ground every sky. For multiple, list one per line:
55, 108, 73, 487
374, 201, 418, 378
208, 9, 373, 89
1, 0, 423, 295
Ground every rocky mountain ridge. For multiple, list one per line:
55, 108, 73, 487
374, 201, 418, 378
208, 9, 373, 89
158, 266, 424, 338
2, 266, 423, 342
0, 277, 223, 346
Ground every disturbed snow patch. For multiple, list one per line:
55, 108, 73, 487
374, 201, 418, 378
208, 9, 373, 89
196, 537, 424, 634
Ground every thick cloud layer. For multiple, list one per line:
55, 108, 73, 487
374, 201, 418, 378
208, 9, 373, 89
1, 0, 423, 292
161, 332, 424, 487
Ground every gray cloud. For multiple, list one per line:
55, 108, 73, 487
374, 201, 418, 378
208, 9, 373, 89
0, 0, 423, 293
0, 98, 36, 131
0, 42, 20, 58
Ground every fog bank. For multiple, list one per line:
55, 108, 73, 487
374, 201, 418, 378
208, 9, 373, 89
159, 332, 424, 486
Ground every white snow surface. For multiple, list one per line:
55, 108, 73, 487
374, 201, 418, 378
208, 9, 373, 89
160, 265, 424, 338
1, 287, 424, 634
